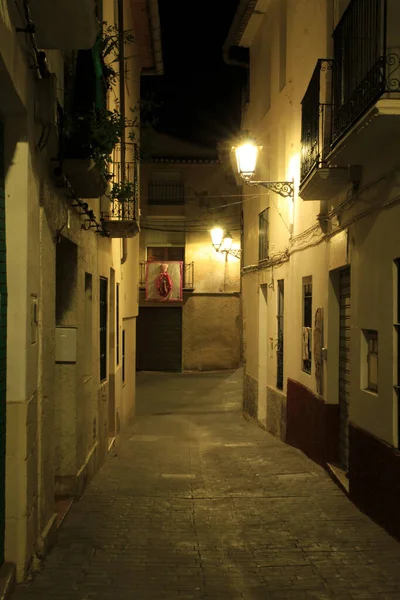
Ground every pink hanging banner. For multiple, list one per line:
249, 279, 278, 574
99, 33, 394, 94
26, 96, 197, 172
145, 261, 183, 302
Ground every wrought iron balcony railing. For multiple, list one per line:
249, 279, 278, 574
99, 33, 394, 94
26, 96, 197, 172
300, 59, 333, 183
106, 159, 138, 221
331, 0, 400, 145
139, 261, 195, 290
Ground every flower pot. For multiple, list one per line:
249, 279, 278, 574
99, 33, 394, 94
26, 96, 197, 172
63, 158, 108, 198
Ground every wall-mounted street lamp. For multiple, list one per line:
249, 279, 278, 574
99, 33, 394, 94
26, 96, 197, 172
233, 135, 294, 199
210, 227, 241, 259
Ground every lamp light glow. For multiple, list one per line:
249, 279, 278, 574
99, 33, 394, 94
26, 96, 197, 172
210, 227, 241, 259
210, 227, 224, 249
221, 232, 233, 251
234, 141, 259, 180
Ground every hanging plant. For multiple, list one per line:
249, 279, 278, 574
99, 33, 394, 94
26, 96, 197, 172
97, 22, 135, 90
62, 22, 141, 186
109, 181, 136, 203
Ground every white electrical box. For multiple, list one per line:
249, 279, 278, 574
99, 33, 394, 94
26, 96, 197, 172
55, 327, 77, 363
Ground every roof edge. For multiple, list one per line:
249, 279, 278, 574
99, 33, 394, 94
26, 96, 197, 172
222, 0, 257, 66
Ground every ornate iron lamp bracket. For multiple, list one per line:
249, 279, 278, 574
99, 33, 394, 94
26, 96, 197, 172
246, 179, 294, 199
227, 248, 242, 259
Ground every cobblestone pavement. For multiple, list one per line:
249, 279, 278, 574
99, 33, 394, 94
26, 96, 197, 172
13, 370, 400, 599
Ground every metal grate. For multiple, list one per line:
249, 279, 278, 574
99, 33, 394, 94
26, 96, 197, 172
106, 158, 138, 221
300, 59, 333, 183
277, 280, 284, 390
99, 277, 108, 382
259, 208, 269, 260
148, 180, 184, 205
331, 0, 400, 144
339, 267, 351, 469
184, 262, 195, 289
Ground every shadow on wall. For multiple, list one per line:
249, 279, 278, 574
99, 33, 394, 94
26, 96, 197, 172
56, 236, 78, 325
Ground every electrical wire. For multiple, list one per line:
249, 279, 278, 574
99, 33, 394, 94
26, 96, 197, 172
141, 226, 241, 233
242, 183, 400, 276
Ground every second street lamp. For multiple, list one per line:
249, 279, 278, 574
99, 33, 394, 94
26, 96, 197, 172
210, 227, 241, 259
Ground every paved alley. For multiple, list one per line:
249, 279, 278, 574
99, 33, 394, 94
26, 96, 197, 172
13, 370, 400, 600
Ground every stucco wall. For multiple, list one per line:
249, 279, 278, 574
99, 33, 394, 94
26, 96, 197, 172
2, 0, 141, 580
239, 0, 400, 457
139, 157, 241, 371
182, 295, 241, 371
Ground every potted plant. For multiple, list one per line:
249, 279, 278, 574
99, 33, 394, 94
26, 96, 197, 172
62, 23, 134, 198
105, 180, 136, 220
63, 107, 128, 197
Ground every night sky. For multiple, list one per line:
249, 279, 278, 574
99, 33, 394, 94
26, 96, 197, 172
141, 0, 246, 149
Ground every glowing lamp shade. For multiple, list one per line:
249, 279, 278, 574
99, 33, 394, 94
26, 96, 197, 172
221, 232, 233, 252
235, 142, 258, 180
210, 227, 224, 249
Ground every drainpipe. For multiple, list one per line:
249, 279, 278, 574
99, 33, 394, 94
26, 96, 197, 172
222, 0, 256, 68
117, 0, 126, 177
222, 42, 249, 69
121, 238, 128, 265
118, 0, 128, 264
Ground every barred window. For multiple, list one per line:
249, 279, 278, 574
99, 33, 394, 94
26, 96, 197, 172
259, 208, 269, 260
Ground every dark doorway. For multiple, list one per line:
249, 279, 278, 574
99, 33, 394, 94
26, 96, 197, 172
136, 307, 182, 371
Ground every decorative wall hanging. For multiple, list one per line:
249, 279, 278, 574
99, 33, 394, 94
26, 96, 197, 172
145, 261, 183, 302
314, 307, 324, 396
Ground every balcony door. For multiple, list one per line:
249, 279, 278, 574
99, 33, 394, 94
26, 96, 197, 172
147, 246, 184, 262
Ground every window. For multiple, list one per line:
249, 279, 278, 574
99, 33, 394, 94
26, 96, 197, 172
277, 280, 284, 390
122, 329, 126, 384
362, 330, 378, 393
259, 208, 269, 260
367, 331, 378, 392
116, 283, 120, 366
148, 172, 184, 205
302, 277, 312, 374
84, 273, 93, 378
147, 247, 184, 262
100, 277, 108, 382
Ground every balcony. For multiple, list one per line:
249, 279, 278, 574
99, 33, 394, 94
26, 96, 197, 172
28, 0, 98, 50
101, 158, 140, 238
299, 59, 350, 200
329, 0, 400, 164
62, 49, 110, 198
139, 261, 195, 290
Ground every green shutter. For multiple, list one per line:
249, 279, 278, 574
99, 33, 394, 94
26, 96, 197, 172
0, 119, 7, 565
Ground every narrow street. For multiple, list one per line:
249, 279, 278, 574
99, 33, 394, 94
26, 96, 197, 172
13, 371, 400, 600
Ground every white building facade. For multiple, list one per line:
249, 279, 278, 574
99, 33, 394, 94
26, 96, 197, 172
225, 0, 400, 537
138, 132, 242, 372
1, 0, 162, 582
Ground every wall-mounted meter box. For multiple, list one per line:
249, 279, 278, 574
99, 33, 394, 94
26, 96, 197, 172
55, 327, 77, 363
